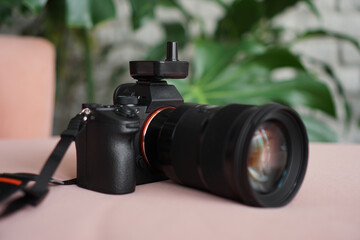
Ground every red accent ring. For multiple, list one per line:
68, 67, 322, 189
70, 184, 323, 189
139, 106, 176, 169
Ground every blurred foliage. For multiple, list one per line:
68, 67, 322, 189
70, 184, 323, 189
1, 0, 116, 103
1, 0, 360, 141
140, 0, 360, 142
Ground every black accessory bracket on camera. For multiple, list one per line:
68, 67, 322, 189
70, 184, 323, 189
0, 109, 90, 218
129, 42, 189, 81
114, 42, 187, 112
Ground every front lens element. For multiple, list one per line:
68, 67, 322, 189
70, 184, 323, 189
247, 121, 288, 194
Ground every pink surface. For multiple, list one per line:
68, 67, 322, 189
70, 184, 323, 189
0, 138, 359, 240
0, 35, 55, 138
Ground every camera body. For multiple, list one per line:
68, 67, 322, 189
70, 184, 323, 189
75, 42, 187, 194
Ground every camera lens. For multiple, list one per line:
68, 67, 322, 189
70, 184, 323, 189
141, 103, 308, 207
247, 121, 288, 194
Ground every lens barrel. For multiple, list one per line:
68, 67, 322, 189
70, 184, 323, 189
142, 103, 308, 207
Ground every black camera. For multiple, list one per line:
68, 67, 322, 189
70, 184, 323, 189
75, 42, 308, 207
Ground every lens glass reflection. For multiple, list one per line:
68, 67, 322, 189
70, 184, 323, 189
247, 121, 288, 193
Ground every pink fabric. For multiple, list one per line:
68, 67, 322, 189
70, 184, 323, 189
0, 138, 359, 239
0, 35, 55, 138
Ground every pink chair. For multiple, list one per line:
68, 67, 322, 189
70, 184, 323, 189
0, 35, 55, 138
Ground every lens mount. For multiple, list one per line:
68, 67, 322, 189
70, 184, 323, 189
139, 106, 175, 169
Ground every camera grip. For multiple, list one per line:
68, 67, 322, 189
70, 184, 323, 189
75, 108, 139, 194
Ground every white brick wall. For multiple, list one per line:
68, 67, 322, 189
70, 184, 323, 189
336, 0, 360, 11
274, 0, 360, 142
339, 41, 360, 66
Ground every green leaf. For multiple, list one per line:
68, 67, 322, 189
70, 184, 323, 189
262, 0, 301, 19
302, 55, 352, 123
202, 47, 306, 91
245, 48, 305, 70
89, 0, 116, 25
129, 0, 189, 30
65, 0, 92, 28
163, 22, 187, 45
290, 29, 359, 124
295, 29, 360, 53
204, 63, 270, 91
192, 39, 265, 85
301, 115, 337, 142
193, 40, 241, 85
129, 0, 156, 30
187, 73, 336, 117
185, 42, 335, 117
23, 0, 47, 14
158, 0, 192, 20
65, 0, 116, 29
215, 0, 263, 39
1, 0, 22, 8
215, 0, 313, 40
303, 0, 321, 19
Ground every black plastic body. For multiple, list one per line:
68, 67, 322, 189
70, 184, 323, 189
75, 81, 184, 194
75, 105, 140, 194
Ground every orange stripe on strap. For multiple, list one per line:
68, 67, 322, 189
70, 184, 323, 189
0, 177, 22, 186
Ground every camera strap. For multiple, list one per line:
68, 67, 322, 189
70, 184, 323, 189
0, 111, 87, 218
